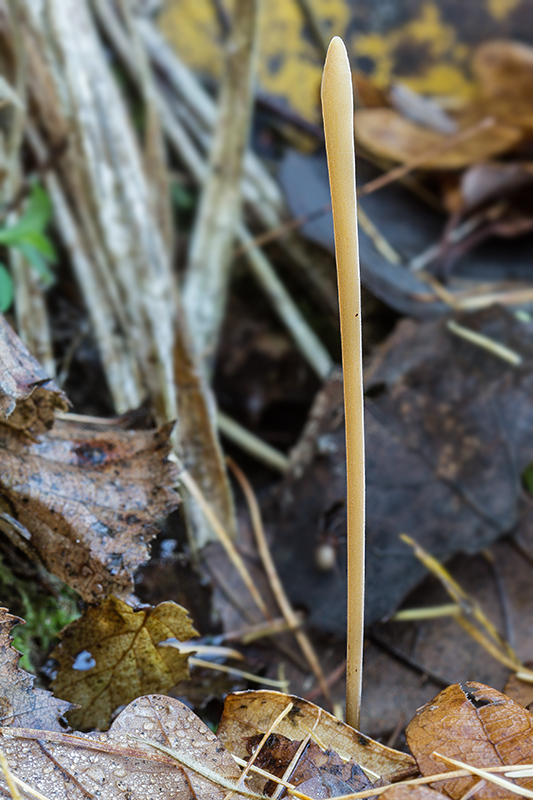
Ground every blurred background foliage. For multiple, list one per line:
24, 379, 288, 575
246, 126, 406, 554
160, 0, 533, 125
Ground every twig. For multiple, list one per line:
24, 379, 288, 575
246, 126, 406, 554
433, 752, 533, 799
401, 534, 533, 677
177, 464, 270, 619
358, 117, 495, 197
409, 215, 484, 272
26, 126, 143, 412
357, 206, 402, 265
228, 457, 333, 708
137, 17, 283, 213
304, 659, 346, 702
238, 224, 333, 380
183, 0, 262, 368
217, 411, 289, 474
447, 319, 523, 366
294, 0, 329, 59
93, 0, 333, 384
117, 0, 174, 256
188, 657, 289, 691
5, 3, 55, 377
393, 603, 461, 621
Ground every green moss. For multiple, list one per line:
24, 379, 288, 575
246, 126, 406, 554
0, 554, 79, 672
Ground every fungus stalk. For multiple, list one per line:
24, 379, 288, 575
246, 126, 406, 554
321, 37, 365, 728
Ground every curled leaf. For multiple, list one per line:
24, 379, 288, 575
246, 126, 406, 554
218, 689, 416, 784
0, 607, 72, 731
353, 108, 521, 169
406, 682, 533, 799
472, 40, 533, 131
0, 314, 68, 435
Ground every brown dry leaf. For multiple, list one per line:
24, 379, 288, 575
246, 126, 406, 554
0, 314, 69, 436
354, 72, 390, 109
472, 40, 533, 131
0, 694, 250, 799
381, 787, 445, 799
353, 108, 521, 169
0, 607, 72, 731
406, 682, 533, 799
218, 690, 416, 784
247, 732, 377, 797
269, 306, 533, 635
51, 596, 197, 731
0, 416, 179, 601
504, 672, 533, 710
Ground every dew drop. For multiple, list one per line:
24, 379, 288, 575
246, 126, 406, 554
72, 650, 96, 671
143, 721, 154, 730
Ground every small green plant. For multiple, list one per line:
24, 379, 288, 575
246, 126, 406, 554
0, 183, 57, 313
0, 551, 79, 672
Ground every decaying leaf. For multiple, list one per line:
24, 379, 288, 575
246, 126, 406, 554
270, 307, 533, 631
0, 694, 250, 799
353, 108, 520, 169
247, 732, 377, 797
218, 690, 417, 784
503, 672, 533, 710
406, 682, 533, 799
381, 787, 445, 799
0, 416, 179, 601
0, 314, 68, 436
0, 607, 72, 731
51, 596, 198, 731
472, 40, 533, 131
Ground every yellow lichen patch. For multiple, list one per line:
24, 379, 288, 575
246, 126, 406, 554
405, 63, 473, 99
158, 0, 505, 124
257, 0, 347, 122
352, 2, 473, 99
487, 0, 522, 21
159, 0, 224, 77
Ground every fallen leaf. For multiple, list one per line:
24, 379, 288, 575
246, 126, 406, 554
0, 314, 68, 436
0, 694, 250, 799
472, 40, 533, 131
353, 108, 521, 169
51, 596, 197, 731
218, 690, 417, 783
0, 607, 72, 731
354, 72, 390, 109
406, 682, 533, 799
247, 732, 377, 798
269, 307, 533, 631
381, 787, 445, 799
160, 0, 487, 125
0, 416, 179, 601
503, 671, 533, 710
459, 162, 533, 212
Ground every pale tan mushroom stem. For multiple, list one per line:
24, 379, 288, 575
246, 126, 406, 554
321, 36, 365, 729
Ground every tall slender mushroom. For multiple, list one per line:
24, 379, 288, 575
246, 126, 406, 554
321, 37, 365, 729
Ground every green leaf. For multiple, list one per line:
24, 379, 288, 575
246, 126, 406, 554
16, 243, 54, 285
15, 229, 56, 260
15, 183, 52, 234
0, 184, 53, 246
0, 263, 13, 312
523, 464, 533, 495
